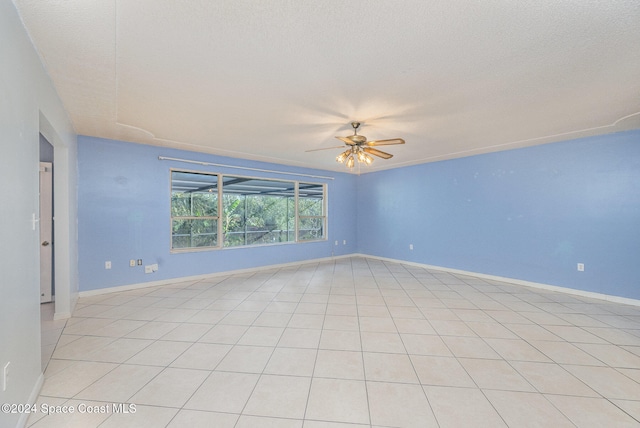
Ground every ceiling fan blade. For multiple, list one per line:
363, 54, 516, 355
363, 147, 393, 159
336, 136, 357, 145
305, 145, 346, 152
366, 138, 405, 146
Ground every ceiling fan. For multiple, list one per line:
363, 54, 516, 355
307, 121, 405, 169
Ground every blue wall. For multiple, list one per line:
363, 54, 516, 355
78, 137, 358, 291
358, 130, 640, 299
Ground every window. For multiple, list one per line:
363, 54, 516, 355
171, 171, 219, 249
171, 170, 326, 251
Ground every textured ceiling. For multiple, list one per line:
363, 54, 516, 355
14, 0, 640, 173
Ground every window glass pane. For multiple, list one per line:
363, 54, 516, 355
171, 171, 218, 217
223, 194, 246, 247
298, 183, 324, 216
223, 177, 296, 246
298, 217, 324, 241
172, 219, 217, 248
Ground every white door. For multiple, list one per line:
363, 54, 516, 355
39, 162, 53, 303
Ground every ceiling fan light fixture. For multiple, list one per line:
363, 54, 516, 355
363, 152, 374, 165
346, 154, 355, 168
336, 149, 350, 163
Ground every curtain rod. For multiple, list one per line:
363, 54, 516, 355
158, 156, 335, 180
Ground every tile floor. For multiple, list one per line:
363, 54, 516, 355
29, 257, 640, 427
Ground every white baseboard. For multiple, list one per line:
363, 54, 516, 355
77, 252, 640, 307
16, 373, 44, 428
358, 253, 640, 307
78, 254, 355, 298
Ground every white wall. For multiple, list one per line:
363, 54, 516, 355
0, 2, 77, 427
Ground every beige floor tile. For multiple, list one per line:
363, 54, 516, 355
367, 381, 438, 427
410, 355, 475, 387
363, 352, 419, 383
465, 321, 518, 339
219, 311, 260, 326
287, 313, 324, 329
264, 347, 317, 376
401, 334, 452, 356
236, 415, 302, 427
319, 330, 361, 351
185, 371, 259, 413
131, 367, 209, 407
547, 395, 640, 427
183, 309, 229, 324
253, 312, 292, 327
394, 319, 436, 335
544, 325, 609, 343
485, 338, 551, 362
361, 332, 405, 353
87, 337, 155, 363
51, 335, 116, 360
279, 327, 322, 348
388, 306, 425, 319
429, 319, 477, 337
442, 336, 501, 359
198, 324, 248, 344
425, 386, 507, 428
458, 358, 535, 392
167, 410, 238, 427
99, 404, 179, 428
160, 322, 212, 342
303, 420, 368, 428
237, 326, 284, 346
529, 340, 604, 365
323, 315, 359, 331
611, 399, 640, 422
216, 345, 273, 373
170, 342, 231, 370
306, 378, 370, 425
357, 305, 390, 317
486, 310, 532, 324
124, 321, 179, 339
62, 317, 115, 335
74, 364, 161, 401
576, 343, 640, 368
126, 340, 191, 366
484, 390, 574, 427
506, 323, 562, 341
358, 316, 397, 332
39, 361, 117, 398
510, 361, 598, 396
244, 374, 311, 419
562, 365, 640, 400
585, 327, 640, 345
314, 350, 364, 380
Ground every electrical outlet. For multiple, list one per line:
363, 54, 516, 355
335, 240, 338, 246
577, 263, 585, 272
105, 261, 111, 269
409, 244, 414, 250
137, 259, 142, 266
144, 265, 153, 274
343, 240, 347, 245
3, 362, 10, 391
129, 259, 136, 267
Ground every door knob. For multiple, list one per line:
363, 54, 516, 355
42, 241, 50, 246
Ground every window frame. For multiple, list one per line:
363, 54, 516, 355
170, 169, 327, 252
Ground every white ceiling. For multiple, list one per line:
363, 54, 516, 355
14, 0, 640, 173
